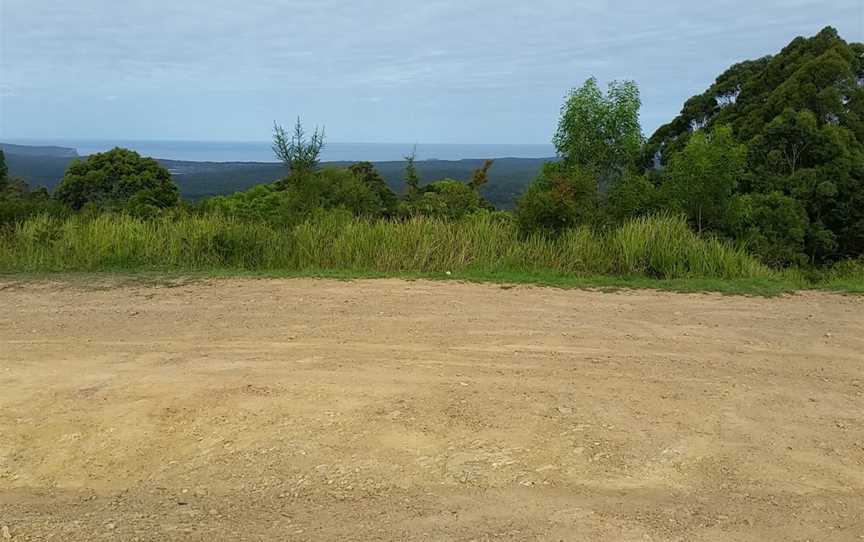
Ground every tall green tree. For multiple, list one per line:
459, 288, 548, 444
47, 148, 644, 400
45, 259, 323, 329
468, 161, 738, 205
553, 77, 643, 188
662, 125, 746, 233
517, 79, 642, 235
272, 117, 325, 178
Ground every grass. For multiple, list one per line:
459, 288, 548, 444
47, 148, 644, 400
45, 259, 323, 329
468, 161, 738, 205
0, 212, 860, 296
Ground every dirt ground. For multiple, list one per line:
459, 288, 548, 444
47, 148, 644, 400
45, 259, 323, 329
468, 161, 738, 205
0, 278, 862, 541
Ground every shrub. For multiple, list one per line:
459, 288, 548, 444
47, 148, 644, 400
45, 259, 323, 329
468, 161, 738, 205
606, 173, 659, 223
348, 162, 399, 216
399, 180, 484, 219
208, 167, 391, 226
728, 191, 809, 266
0, 179, 68, 226
201, 184, 298, 226
515, 163, 598, 236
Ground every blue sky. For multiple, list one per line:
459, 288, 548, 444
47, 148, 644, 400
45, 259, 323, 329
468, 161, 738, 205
0, 0, 862, 144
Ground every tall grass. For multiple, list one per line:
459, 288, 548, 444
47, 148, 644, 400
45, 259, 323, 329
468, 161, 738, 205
820, 257, 864, 292
0, 212, 772, 280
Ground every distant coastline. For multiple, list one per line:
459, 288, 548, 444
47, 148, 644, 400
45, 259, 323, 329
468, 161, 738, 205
2, 139, 556, 163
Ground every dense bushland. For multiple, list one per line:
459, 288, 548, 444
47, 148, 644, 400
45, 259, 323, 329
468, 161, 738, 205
642, 27, 864, 265
516, 27, 864, 267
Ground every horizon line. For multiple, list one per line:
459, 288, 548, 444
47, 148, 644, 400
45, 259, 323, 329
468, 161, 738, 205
1, 137, 555, 147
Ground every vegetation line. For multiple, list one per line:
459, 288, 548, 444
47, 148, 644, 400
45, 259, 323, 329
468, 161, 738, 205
0, 212, 861, 295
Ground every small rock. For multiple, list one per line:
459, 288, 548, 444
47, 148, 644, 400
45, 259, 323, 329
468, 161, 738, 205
105, 522, 116, 531
459, 382, 469, 386
825, 332, 832, 338
557, 406, 573, 415
1, 526, 10, 539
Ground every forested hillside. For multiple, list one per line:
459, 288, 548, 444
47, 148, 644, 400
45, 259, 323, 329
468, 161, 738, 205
642, 27, 864, 264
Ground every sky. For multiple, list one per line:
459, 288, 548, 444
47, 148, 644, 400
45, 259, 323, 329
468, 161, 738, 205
1, 0, 862, 144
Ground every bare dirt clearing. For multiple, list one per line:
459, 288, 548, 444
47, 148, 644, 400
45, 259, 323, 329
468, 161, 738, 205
0, 278, 862, 541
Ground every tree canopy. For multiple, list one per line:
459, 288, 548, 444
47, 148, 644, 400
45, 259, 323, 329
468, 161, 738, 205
54, 148, 178, 214
641, 26, 864, 264
518, 78, 642, 235
553, 77, 643, 187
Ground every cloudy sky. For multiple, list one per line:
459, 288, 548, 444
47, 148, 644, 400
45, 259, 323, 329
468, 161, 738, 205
0, 0, 861, 144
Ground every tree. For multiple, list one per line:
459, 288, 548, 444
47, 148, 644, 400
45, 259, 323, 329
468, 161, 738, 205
272, 117, 325, 177
349, 161, 398, 216
661, 125, 746, 233
645, 27, 860, 158
553, 77, 643, 189
643, 26, 864, 264
469, 159, 494, 191
54, 148, 178, 212
515, 79, 641, 235
728, 192, 809, 266
403, 146, 420, 197
761, 109, 820, 177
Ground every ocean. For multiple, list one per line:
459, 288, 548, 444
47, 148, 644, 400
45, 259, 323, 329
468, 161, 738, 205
4, 139, 556, 163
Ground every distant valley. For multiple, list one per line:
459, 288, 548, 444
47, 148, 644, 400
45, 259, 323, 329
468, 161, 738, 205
1, 142, 545, 209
